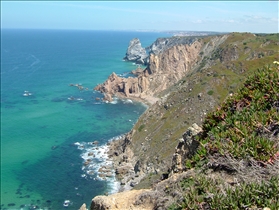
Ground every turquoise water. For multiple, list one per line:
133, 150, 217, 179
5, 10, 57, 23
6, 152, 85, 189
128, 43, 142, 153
1, 29, 169, 210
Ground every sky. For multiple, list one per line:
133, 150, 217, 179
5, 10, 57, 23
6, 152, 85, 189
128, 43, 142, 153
1, 1, 278, 33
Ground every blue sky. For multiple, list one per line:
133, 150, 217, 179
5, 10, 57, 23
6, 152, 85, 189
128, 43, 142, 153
1, 1, 278, 33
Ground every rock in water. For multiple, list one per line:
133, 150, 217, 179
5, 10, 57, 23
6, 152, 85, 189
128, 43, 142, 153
79, 203, 86, 210
123, 38, 148, 64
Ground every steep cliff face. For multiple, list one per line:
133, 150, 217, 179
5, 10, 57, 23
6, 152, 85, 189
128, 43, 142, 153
145, 41, 202, 96
95, 38, 207, 103
94, 71, 150, 102
94, 34, 232, 104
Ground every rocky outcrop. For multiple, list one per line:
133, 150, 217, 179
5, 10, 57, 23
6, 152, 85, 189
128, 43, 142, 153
95, 38, 204, 103
171, 123, 202, 173
220, 44, 239, 63
145, 41, 202, 95
123, 36, 198, 65
147, 36, 198, 55
94, 71, 150, 102
123, 38, 148, 64
79, 203, 87, 210
106, 131, 145, 192
95, 34, 230, 103
91, 189, 153, 210
89, 124, 203, 210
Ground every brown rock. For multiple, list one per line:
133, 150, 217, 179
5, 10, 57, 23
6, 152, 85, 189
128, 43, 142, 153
90, 189, 153, 210
79, 203, 87, 210
94, 40, 203, 103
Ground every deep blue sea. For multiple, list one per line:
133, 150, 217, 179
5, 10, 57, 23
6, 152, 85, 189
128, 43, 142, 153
1, 29, 169, 210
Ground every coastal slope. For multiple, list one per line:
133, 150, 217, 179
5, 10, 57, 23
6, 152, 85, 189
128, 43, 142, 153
88, 32, 279, 210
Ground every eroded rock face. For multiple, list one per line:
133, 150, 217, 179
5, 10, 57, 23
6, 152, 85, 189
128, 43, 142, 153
146, 41, 202, 95
95, 40, 202, 102
89, 124, 203, 210
171, 123, 202, 173
220, 44, 239, 62
94, 72, 150, 102
123, 38, 148, 64
147, 36, 198, 55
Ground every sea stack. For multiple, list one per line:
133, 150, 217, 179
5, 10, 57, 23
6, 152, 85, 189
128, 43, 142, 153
123, 38, 148, 65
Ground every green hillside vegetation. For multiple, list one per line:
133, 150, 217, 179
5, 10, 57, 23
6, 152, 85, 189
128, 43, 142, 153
170, 63, 279, 209
190, 64, 279, 166
131, 33, 279, 189
169, 175, 279, 209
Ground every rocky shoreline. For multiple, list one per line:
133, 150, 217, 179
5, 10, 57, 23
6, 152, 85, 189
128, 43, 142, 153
106, 131, 146, 192
79, 123, 204, 210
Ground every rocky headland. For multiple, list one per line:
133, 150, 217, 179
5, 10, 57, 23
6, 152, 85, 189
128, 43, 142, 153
94, 35, 227, 105
84, 32, 279, 210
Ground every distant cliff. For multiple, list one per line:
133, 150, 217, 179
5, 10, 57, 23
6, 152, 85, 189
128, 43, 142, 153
95, 35, 228, 103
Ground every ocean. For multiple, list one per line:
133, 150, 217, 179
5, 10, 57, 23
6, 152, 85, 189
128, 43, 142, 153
1, 29, 169, 210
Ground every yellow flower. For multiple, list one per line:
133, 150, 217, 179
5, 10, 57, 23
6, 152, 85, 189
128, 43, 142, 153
273, 61, 279, 65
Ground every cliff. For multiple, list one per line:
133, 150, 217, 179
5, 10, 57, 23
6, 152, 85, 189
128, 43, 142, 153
95, 35, 228, 104
88, 33, 279, 210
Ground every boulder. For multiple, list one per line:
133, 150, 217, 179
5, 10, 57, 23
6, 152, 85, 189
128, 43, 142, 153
79, 203, 86, 210
171, 123, 202, 173
90, 189, 153, 210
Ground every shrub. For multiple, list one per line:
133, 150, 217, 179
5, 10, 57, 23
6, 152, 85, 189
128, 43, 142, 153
207, 90, 214, 95
197, 63, 279, 162
138, 124, 145, 132
170, 176, 279, 210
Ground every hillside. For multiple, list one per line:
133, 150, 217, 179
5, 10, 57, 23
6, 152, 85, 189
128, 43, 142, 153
114, 33, 278, 188
87, 33, 279, 210
167, 62, 279, 209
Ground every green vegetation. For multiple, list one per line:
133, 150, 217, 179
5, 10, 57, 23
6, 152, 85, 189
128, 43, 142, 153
196, 64, 278, 164
138, 124, 145, 132
170, 62, 279, 209
207, 90, 214, 95
169, 175, 279, 210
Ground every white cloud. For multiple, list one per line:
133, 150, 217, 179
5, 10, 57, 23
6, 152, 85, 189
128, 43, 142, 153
243, 15, 278, 23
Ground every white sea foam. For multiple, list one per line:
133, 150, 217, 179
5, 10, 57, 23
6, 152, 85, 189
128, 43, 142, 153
110, 100, 118, 104
109, 97, 118, 104
117, 72, 129, 77
123, 99, 133, 104
75, 135, 125, 194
